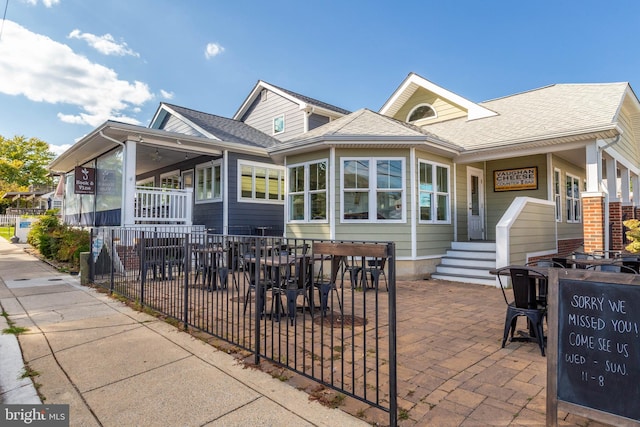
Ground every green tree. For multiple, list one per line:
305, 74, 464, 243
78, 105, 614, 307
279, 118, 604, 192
0, 135, 55, 189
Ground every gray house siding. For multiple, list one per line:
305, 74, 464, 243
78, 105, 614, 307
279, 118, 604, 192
226, 152, 284, 234
308, 113, 330, 131
157, 114, 206, 137
239, 91, 305, 141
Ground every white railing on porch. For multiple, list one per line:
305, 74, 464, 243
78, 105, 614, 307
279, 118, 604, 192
134, 186, 192, 225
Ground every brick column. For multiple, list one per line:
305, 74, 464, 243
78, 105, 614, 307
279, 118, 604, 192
583, 195, 605, 253
609, 201, 622, 251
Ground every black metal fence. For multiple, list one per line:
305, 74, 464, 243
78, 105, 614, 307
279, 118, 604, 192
89, 227, 397, 426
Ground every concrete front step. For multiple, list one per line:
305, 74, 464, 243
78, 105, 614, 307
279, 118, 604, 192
431, 273, 498, 287
434, 241, 497, 286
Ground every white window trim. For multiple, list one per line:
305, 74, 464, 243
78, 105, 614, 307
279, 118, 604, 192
287, 159, 328, 224
554, 168, 562, 223
160, 170, 181, 189
566, 172, 582, 223
273, 114, 285, 135
340, 157, 406, 224
237, 159, 285, 205
407, 103, 437, 123
136, 177, 155, 187
418, 159, 451, 224
195, 160, 223, 204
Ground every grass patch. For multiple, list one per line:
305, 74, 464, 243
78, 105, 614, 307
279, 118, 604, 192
20, 365, 40, 379
399, 408, 410, 420
0, 225, 15, 241
3, 325, 29, 335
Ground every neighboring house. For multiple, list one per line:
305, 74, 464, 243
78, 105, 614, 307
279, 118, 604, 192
48, 82, 350, 236
272, 73, 640, 282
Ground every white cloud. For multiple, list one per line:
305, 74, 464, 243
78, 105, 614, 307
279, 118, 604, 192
49, 143, 71, 157
68, 29, 140, 57
21, 0, 59, 7
160, 89, 174, 99
205, 42, 224, 59
0, 21, 153, 127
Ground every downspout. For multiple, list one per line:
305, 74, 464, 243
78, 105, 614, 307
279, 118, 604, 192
99, 130, 127, 224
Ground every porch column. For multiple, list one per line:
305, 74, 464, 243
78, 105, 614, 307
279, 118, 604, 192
620, 168, 633, 250
122, 140, 137, 225
582, 195, 605, 253
606, 157, 623, 250
633, 173, 640, 219
582, 143, 605, 253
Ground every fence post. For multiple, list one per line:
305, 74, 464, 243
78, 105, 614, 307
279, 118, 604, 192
254, 237, 261, 365
89, 228, 95, 283
140, 231, 145, 306
110, 229, 115, 293
183, 233, 190, 330
387, 242, 398, 427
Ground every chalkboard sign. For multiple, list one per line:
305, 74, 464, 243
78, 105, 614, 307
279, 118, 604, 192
557, 277, 640, 421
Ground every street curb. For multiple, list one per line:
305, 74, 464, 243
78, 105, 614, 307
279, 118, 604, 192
0, 307, 41, 404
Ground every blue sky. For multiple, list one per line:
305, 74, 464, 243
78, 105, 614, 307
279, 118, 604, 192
2, 0, 640, 156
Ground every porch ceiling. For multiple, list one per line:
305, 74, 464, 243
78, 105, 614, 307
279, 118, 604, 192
49, 121, 229, 174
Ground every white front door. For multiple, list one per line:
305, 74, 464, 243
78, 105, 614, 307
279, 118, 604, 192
467, 167, 485, 240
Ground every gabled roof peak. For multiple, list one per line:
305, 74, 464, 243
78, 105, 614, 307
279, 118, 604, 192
233, 80, 351, 121
379, 72, 498, 121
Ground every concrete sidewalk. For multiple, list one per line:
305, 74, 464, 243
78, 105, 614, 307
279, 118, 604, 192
0, 238, 367, 426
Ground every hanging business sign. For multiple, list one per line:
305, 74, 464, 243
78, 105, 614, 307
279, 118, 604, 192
74, 166, 96, 194
493, 166, 538, 192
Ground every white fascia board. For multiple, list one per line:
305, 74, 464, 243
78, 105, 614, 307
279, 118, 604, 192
379, 73, 498, 120
234, 80, 307, 120
158, 104, 220, 141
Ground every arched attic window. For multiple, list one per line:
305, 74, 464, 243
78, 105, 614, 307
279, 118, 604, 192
407, 103, 437, 122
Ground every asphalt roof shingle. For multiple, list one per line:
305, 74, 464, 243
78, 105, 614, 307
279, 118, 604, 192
424, 83, 628, 149
164, 103, 279, 149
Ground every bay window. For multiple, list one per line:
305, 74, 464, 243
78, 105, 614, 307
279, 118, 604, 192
288, 160, 327, 222
341, 158, 404, 222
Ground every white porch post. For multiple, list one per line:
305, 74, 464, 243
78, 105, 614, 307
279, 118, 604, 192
606, 156, 618, 201
585, 142, 601, 193
633, 174, 640, 208
620, 166, 631, 204
122, 140, 137, 225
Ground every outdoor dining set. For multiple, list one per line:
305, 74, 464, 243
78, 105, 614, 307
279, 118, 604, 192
133, 235, 390, 325
492, 250, 640, 357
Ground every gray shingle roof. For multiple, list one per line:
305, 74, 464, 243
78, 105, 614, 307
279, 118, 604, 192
266, 82, 352, 115
293, 108, 452, 142
164, 103, 279, 149
424, 83, 628, 149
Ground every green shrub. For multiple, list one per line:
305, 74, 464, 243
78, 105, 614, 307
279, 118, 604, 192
27, 211, 89, 268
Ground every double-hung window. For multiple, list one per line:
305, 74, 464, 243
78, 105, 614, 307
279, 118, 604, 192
341, 158, 404, 222
195, 161, 222, 203
288, 160, 327, 222
418, 160, 450, 223
239, 160, 284, 203
566, 173, 581, 223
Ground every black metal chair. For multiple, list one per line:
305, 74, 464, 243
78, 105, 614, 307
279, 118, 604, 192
621, 256, 640, 273
496, 266, 547, 356
586, 264, 638, 274
572, 251, 592, 269
361, 257, 388, 291
313, 255, 343, 315
525, 259, 565, 305
274, 256, 314, 325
